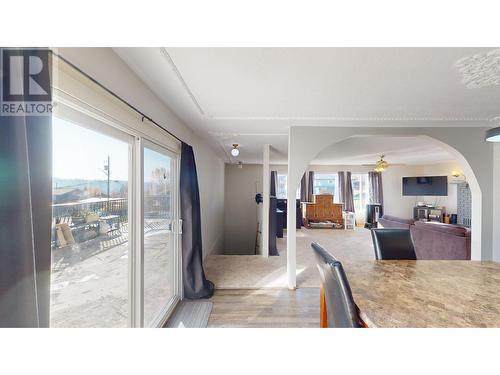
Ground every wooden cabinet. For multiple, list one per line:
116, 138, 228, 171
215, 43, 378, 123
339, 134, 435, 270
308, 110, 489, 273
303, 194, 344, 228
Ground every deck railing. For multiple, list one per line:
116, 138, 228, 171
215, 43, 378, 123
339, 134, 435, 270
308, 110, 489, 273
52, 195, 171, 224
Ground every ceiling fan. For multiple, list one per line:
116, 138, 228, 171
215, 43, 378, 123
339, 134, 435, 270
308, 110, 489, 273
374, 154, 389, 172
361, 154, 400, 172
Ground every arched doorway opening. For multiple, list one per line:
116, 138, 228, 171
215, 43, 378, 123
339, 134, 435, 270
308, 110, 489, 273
286, 127, 492, 289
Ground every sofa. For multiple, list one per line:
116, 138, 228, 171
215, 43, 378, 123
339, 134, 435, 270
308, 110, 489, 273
377, 215, 471, 260
378, 215, 414, 230
410, 221, 471, 260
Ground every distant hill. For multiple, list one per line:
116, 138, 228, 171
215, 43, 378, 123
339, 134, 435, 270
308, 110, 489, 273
53, 178, 127, 195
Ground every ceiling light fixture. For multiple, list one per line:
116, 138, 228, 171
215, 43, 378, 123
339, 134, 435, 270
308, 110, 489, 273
374, 155, 389, 173
231, 144, 240, 157
485, 127, 500, 142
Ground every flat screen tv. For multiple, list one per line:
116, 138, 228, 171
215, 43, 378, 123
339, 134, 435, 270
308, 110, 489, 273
402, 176, 448, 196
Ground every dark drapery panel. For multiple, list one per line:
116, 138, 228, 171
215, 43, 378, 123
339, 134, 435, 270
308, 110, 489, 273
180, 142, 214, 299
0, 50, 52, 327
270, 170, 277, 197
368, 171, 384, 205
344, 172, 355, 213
300, 173, 307, 202
269, 197, 279, 256
307, 171, 314, 202
338, 171, 345, 204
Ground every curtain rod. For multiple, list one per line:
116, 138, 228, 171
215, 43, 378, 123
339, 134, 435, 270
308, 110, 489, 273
50, 50, 185, 144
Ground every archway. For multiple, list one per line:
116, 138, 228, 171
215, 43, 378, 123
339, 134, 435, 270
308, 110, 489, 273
286, 126, 493, 289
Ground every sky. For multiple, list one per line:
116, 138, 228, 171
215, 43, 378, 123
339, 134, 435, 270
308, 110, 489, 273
53, 117, 129, 180
53, 117, 171, 182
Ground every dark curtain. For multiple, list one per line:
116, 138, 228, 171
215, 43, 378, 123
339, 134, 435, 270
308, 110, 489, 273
344, 172, 355, 213
368, 171, 384, 205
307, 171, 314, 202
180, 142, 214, 299
300, 173, 307, 202
0, 49, 52, 327
270, 170, 277, 197
338, 171, 345, 204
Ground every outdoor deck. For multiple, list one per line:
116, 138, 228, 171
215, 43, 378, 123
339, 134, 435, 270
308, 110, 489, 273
50, 222, 174, 327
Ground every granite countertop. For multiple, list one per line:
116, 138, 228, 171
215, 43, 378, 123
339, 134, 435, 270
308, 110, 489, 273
342, 260, 500, 328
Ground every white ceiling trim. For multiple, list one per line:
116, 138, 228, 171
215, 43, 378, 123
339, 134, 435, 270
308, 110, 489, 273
209, 131, 288, 138
205, 116, 496, 121
159, 47, 206, 116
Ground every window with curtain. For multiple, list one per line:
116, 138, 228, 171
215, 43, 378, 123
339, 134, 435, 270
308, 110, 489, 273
312, 172, 369, 217
276, 174, 300, 199
313, 173, 339, 200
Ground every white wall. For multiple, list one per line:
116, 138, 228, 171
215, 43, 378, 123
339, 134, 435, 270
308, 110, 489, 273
224, 163, 287, 255
224, 164, 261, 255
381, 162, 460, 219
57, 48, 225, 258
419, 162, 461, 215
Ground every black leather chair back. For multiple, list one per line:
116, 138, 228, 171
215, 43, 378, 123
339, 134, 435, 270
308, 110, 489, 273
311, 242, 361, 328
370, 228, 417, 260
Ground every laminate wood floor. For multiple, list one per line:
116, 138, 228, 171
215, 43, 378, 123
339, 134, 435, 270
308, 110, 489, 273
207, 288, 320, 328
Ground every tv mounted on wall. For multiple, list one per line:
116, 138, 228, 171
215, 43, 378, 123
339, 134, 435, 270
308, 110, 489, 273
402, 176, 448, 196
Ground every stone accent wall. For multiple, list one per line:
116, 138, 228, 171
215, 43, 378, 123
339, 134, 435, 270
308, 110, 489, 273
457, 183, 472, 227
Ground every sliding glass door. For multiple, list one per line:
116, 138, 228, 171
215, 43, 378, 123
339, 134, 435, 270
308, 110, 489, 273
50, 110, 181, 327
143, 143, 178, 326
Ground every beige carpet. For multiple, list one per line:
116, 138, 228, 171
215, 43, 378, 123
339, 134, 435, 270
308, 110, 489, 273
204, 228, 374, 289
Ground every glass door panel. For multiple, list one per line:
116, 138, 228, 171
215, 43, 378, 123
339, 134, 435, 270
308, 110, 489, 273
50, 116, 131, 327
143, 146, 176, 326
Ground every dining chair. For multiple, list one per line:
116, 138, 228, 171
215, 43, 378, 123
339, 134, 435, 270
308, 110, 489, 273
370, 228, 417, 260
311, 242, 364, 328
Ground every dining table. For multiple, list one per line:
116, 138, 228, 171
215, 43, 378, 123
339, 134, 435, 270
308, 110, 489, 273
341, 260, 500, 328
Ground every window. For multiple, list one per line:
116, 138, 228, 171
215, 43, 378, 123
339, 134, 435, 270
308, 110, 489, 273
277, 174, 287, 199
312, 172, 369, 222
276, 174, 300, 199
351, 173, 370, 221
313, 173, 338, 201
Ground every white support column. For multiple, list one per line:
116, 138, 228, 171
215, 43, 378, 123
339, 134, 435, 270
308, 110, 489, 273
262, 144, 270, 257
493, 143, 500, 261
286, 134, 296, 289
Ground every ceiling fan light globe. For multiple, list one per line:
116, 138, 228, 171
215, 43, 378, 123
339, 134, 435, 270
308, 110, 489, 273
231, 148, 239, 157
